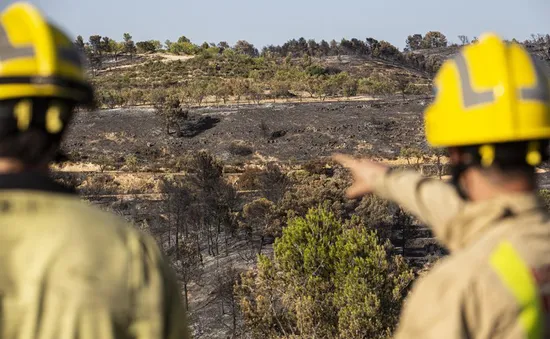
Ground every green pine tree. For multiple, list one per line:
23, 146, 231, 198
236, 206, 414, 339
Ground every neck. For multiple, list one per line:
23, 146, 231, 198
466, 176, 536, 201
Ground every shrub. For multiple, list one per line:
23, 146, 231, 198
342, 78, 359, 97
96, 154, 114, 172
306, 65, 328, 76
236, 207, 413, 339
270, 80, 293, 98
400, 147, 425, 168
80, 174, 119, 195
359, 75, 397, 97
98, 90, 124, 109
127, 89, 145, 106
404, 82, 429, 95
237, 167, 263, 191
151, 89, 188, 135
258, 121, 270, 138
303, 158, 335, 176
124, 154, 139, 171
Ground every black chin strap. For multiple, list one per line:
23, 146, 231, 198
450, 163, 470, 201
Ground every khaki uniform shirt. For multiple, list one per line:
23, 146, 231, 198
373, 169, 550, 339
0, 173, 190, 339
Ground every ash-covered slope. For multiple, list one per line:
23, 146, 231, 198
63, 98, 431, 167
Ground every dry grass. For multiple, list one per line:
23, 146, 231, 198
52, 162, 101, 172
113, 173, 163, 194
102, 131, 134, 145
355, 141, 374, 151
252, 152, 280, 163
382, 156, 450, 166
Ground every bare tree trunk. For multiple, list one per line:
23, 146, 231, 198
437, 156, 442, 179
215, 233, 219, 256
258, 235, 264, 255
402, 222, 406, 257
232, 298, 237, 333
168, 224, 172, 249
175, 221, 180, 260
207, 229, 213, 256
184, 220, 188, 238
196, 235, 203, 264
184, 282, 189, 311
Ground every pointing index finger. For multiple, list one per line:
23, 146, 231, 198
332, 153, 356, 167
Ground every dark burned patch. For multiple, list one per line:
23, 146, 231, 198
227, 142, 253, 157
64, 98, 429, 166
181, 116, 220, 138
270, 130, 287, 140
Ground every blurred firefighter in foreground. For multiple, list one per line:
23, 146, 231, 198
335, 33, 550, 338
0, 3, 189, 338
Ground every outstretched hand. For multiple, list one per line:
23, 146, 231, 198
332, 153, 390, 199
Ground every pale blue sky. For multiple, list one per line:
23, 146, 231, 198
4, 0, 550, 50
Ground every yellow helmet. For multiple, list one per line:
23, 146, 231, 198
425, 33, 550, 150
0, 2, 93, 104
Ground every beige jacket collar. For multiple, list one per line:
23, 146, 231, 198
444, 192, 545, 251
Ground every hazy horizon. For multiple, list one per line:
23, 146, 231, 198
4, 0, 550, 50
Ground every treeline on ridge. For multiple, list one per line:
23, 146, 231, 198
75, 32, 550, 110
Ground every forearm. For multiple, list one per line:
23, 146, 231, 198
372, 169, 464, 250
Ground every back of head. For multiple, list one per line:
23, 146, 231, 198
423, 33, 550, 198
0, 2, 93, 167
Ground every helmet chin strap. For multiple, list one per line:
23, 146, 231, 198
450, 163, 470, 201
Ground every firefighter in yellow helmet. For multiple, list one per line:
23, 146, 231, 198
0, 3, 190, 338
335, 33, 550, 338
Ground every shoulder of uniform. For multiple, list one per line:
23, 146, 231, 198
418, 247, 521, 306
48, 197, 158, 251
411, 254, 494, 305
59, 197, 132, 227
84, 203, 159, 249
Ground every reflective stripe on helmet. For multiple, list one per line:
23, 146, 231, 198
521, 57, 550, 102
490, 241, 543, 339
0, 24, 34, 61
454, 52, 496, 108
0, 23, 82, 68
454, 52, 550, 108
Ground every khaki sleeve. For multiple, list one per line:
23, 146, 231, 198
128, 233, 191, 339
372, 169, 465, 251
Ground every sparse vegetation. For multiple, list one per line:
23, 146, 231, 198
124, 154, 139, 171
58, 29, 550, 339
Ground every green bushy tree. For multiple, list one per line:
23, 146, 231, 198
123, 33, 137, 58
151, 89, 188, 135
405, 34, 423, 51
422, 31, 448, 49
236, 207, 414, 339
169, 41, 198, 55
136, 40, 161, 53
